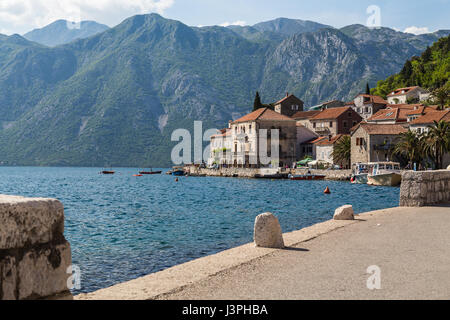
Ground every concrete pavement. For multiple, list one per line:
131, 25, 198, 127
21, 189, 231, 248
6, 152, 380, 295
159, 206, 450, 300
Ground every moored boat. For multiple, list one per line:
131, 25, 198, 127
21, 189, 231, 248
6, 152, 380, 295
139, 169, 162, 175
351, 163, 369, 184
172, 166, 185, 176
367, 162, 402, 187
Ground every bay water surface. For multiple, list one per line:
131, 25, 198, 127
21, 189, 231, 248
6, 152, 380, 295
0, 167, 400, 293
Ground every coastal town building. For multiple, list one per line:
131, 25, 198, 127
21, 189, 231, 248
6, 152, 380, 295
273, 93, 305, 117
366, 105, 417, 124
409, 109, 450, 134
387, 86, 430, 104
209, 107, 297, 168
351, 94, 388, 120
313, 134, 349, 168
309, 106, 363, 136
350, 123, 407, 165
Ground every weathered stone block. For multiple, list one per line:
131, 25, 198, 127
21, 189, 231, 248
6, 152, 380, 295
0, 195, 64, 250
333, 205, 355, 221
0, 256, 17, 300
17, 242, 72, 300
254, 213, 285, 249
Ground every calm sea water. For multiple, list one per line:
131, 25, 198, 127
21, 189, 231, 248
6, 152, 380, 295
0, 167, 400, 294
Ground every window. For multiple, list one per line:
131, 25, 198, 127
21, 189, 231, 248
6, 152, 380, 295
329, 122, 333, 128
343, 121, 348, 128
313, 122, 317, 128
348, 111, 352, 117
353, 121, 357, 127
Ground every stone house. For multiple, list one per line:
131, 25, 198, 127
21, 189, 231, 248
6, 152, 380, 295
367, 105, 416, 124
310, 106, 363, 137
408, 109, 449, 133
215, 107, 297, 168
350, 123, 407, 165
387, 86, 430, 105
273, 93, 305, 117
352, 94, 388, 120
314, 134, 349, 168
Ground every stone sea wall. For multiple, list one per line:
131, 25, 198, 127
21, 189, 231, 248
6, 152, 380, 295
0, 195, 72, 300
400, 170, 450, 207
184, 166, 351, 181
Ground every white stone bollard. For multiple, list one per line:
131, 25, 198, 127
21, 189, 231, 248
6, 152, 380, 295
333, 205, 355, 220
254, 213, 285, 249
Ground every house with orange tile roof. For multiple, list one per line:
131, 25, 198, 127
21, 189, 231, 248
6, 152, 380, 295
350, 123, 407, 165
352, 94, 388, 120
409, 109, 450, 134
310, 106, 362, 136
386, 86, 430, 105
208, 107, 298, 168
313, 134, 350, 168
367, 106, 413, 124
273, 93, 304, 117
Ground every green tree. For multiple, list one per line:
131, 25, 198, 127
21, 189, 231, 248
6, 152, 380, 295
432, 87, 450, 110
422, 46, 432, 63
331, 135, 351, 168
423, 120, 450, 169
253, 91, 263, 111
392, 130, 424, 168
365, 83, 371, 95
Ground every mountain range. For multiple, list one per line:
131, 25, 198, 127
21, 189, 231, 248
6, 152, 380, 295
0, 14, 448, 167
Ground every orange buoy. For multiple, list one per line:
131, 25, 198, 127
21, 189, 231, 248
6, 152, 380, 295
133, 174, 143, 177
324, 186, 331, 194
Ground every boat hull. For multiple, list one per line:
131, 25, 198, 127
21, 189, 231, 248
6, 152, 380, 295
351, 174, 368, 184
367, 173, 402, 187
172, 171, 184, 176
139, 171, 162, 175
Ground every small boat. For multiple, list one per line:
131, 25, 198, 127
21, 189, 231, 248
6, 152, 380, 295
139, 168, 162, 175
100, 167, 115, 175
172, 166, 185, 176
289, 173, 326, 181
351, 163, 369, 184
367, 162, 402, 187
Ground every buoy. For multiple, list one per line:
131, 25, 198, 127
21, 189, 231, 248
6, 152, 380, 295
324, 186, 331, 194
175, 178, 179, 182
133, 174, 143, 177
350, 177, 355, 182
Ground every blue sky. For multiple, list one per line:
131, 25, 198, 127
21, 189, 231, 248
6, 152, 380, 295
0, 0, 449, 35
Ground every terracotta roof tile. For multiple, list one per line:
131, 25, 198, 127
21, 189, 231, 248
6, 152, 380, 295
314, 134, 347, 146
410, 110, 450, 125
387, 86, 420, 97
368, 107, 409, 122
353, 123, 407, 135
292, 110, 320, 119
232, 108, 294, 123
311, 106, 353, 120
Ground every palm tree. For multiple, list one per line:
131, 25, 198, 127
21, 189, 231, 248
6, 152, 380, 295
332, 136, 351, 168
392, 130, 424, 169
423, 120, 450, 169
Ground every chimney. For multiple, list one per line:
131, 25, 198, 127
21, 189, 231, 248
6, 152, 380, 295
286, 92, 289, 97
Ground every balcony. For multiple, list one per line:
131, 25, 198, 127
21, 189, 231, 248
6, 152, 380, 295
373, 143, 392, 151
314, 127, 330, 134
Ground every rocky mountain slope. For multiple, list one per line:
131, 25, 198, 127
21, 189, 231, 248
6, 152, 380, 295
24, 20, 109, 47
0, 14, 448, 166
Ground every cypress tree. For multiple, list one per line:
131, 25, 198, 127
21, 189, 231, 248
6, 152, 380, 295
365, 83, 371, 95
253, 91, 263, 111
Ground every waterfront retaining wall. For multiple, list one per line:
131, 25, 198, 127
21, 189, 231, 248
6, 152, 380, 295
400, 170, 450, 207
185, 166, 351, 181
0, 195, 72, 300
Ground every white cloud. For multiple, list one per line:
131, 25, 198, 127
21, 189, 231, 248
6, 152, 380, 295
219, 20, 247, 27
403, 26, 431, 35
0, 0, 175, 35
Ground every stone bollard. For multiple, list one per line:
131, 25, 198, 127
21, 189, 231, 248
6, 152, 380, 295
0, 195, 73, 300
333, 205, 355, 220
254, 213, 285, 249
